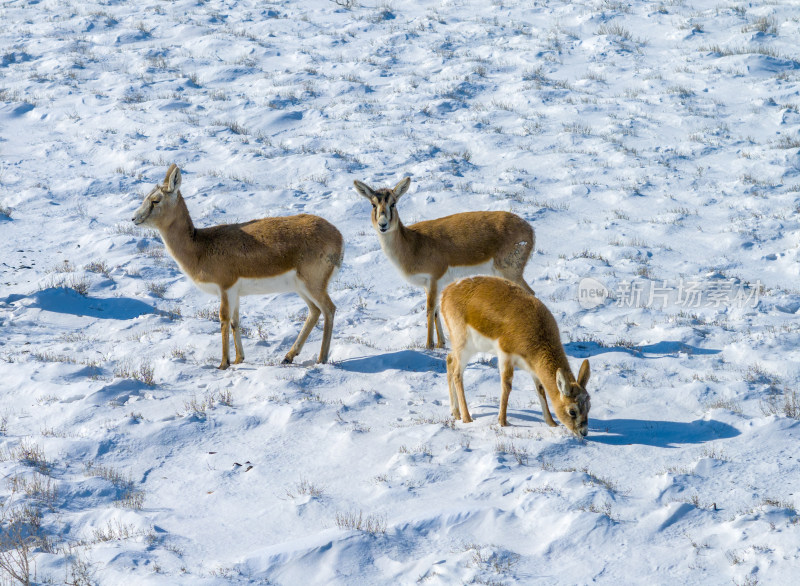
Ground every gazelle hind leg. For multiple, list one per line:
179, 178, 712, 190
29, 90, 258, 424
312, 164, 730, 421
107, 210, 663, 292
446, 353, 460, 419
497, 265, 535, 296
434, 308, 446, 348
282, 293, 321, 364
440, 308, 466, 419
218, 290, 232, 370
425, 285, 439, 349
308, 254, 339, 364
231, 293, 245, 364
312, 290, 336, 364
496, 240, 535, 296
512, 275, 535, 296
443, 308, 469, 420
498, 353, 514, 426
452, 350, 472, 423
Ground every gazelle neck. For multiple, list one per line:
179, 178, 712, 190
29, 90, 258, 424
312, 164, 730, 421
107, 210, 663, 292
529, 353, 568, 400
376, 218, 412, 265
158, 195, 200, 271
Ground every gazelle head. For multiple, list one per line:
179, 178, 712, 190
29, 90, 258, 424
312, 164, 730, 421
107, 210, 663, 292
554, 359, 592, 438
132, 164, 183, 229
353, 177, 411, 234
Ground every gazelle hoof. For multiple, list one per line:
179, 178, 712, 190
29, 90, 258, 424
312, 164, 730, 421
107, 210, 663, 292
218, 361, 230, 370
281, 356, 294, 365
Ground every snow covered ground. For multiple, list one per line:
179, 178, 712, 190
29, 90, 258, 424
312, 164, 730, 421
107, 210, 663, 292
1, 0, 800, 583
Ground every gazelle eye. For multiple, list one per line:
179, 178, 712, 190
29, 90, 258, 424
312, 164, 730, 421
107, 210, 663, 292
569, 409, 577, 419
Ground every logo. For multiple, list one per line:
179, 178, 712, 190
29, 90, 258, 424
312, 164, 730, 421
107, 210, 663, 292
578, 277, 609, 309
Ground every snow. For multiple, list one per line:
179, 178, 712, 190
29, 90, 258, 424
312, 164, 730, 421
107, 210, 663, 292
1, 0, 800, 584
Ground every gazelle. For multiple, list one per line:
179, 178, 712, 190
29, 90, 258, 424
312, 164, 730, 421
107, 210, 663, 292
132, 164, 343, 369
354, 177, 535, 349
441, 276, 591, 437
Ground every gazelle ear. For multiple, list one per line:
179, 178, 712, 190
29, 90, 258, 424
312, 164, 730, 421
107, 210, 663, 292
556, 368, 570, 397
353, 180, 376, 200
577, 359, 590, 388
164, 164, 181, 193
393, 177, 411, 199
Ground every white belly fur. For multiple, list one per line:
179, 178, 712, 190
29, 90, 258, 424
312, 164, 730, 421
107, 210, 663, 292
406, 258, 499, 291
464, 325, 529, 371
194, 280, 221, 296
236, 271, 300, 296
192, 270, 301, 298
465, 325, 499, 354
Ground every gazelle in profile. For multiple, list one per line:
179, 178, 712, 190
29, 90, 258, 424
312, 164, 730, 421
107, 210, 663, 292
354, 177, 535, 349
133, 164, 343, 369
441, 276, 591, 437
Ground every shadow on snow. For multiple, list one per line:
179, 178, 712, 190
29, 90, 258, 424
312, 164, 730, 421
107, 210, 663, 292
336, 350, 446, 374
565, 340, 720, 359
587, 417, 739, 447
336, 340, 719, 375
449, 408, 738, 448
3, 287, 155, 320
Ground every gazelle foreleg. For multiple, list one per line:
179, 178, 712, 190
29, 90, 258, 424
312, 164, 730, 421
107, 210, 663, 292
532, 374, 558, 427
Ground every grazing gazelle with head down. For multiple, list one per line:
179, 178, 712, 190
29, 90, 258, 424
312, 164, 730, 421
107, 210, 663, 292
441, 276, 591, 437
354, 177, 535, 349
133, 164, 343, 368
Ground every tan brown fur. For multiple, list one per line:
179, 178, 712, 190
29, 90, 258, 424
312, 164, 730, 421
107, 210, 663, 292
441, 276, 591, 437
133, 164, 343, 368
354, 177, 535, 349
